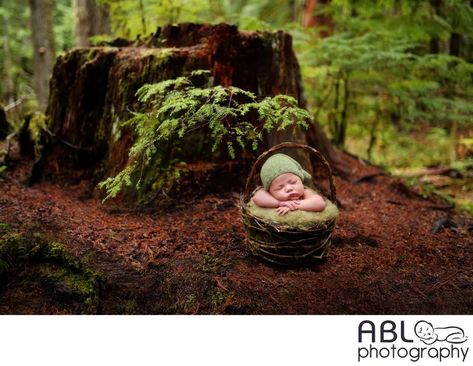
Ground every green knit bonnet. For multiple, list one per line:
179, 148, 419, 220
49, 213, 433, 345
260, 153, 312, 191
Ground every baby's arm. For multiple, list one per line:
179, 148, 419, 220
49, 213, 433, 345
252, 188, 280, 208
253, 189, 299, 215
252, 189, 299, 209
420, 335, 438, 345
297, 189, 326, 212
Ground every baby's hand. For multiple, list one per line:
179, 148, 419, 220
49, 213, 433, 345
279, 200, 300, 211
276, 206, 291, 215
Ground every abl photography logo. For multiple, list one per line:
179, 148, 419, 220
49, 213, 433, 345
357, 320, 470, 363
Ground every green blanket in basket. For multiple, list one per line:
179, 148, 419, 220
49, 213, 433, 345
247, 194, 339, 229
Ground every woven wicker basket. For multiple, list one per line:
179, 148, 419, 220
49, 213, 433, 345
240, 142, 338, 265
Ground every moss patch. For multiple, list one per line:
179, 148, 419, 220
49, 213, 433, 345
0, 225, 103, 314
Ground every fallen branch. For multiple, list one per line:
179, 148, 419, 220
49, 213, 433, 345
354, 172, 388, 184
4, 98, 23, 112
1, 132, 17, 165
397, 166, 457, 178
385, 199, 403, 205
425, 203, 455, 211
42, 126, 92, 152
410, 284, 428, 299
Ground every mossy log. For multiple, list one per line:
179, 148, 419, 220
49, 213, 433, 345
40, 23, 333, 201
0, 224, 102, 314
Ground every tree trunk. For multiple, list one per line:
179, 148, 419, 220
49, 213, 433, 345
300, 0, 338, 167
429, 0, 445, 54
449, 33, 461, 57
29, 0, 56, 111
39, 23, 337, 201
1, 7, 15, 105
138, 0, 147, 35
302, 0, 333, 37
288, 0, 298, 22
72, 0, 111, 47
467, 1, 473, 61
302, 0, 317, 27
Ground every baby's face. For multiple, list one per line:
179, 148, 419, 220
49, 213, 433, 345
269, 173, 304, 201
415, 321, 434, 339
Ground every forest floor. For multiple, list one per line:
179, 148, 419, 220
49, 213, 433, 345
1, 142, 473, 314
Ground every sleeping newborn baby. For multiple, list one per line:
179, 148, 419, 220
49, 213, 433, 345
252, 153, 326, 215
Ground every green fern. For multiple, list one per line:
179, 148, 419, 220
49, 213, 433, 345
99, 70, 311, 201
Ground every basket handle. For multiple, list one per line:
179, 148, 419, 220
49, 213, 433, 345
243, 142, 337, 203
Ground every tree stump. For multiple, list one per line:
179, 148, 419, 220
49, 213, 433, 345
0, 107, 9, 140
40, 23, 334, 202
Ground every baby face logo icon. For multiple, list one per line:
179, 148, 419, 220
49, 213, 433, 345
415, 320, 468, 345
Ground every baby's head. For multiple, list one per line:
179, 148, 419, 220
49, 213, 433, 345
260, 153, 311, 201
268, 172, 305, 201
415, 321, 435, 339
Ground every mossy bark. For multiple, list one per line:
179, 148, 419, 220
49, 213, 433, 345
41, 23, 334, 201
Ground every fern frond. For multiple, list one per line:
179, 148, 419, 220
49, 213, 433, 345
99, 70, 311, 201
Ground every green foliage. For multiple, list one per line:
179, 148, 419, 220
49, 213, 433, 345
325, 0, 473, 44
0, 0, 32, 106
296, 26, 473, 148
98, 70, 310, 201
99, 0, 214, 38
388, 55, 473, 126
450, 157, 473, 174
286, 0, 473, 217
458, 200, 473, 216
28, 111, 47, 141
0, 164, 6, 180
207, 0, 303, 30
54, 0, 74, 53
98, 0, 302, 37
349, 125, 459, 175
0, 0, 73, 116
